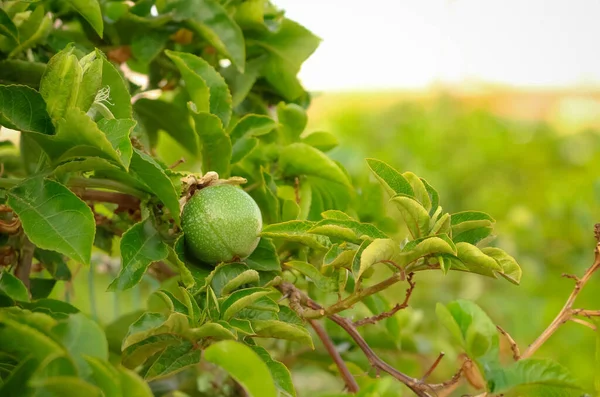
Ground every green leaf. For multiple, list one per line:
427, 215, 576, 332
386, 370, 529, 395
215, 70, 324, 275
139, 341, 201, 381
391, 196, 430, 239
220, 287, 272, 320
248, 168, 279, 224
455, 242, 502, 278
244, 238, 281, 272
29, 376, 103, 396
39, 47, 82, 122
250, 345, 296, 397
131, 30, 169, 64
65, 0, 103, 37
453, 226, 494, 245
8, 177, 95, 264
207, 262, 252, 297
0, 310, 63, 361
108, 219, 169, 291
53, 157, 121, 175
230, 114, 277, 163
190, 111, 231, 176
251, 320, 313, 348
166, 50, 232, 127
436, 299, 499, 361
322, 244, 356, 271
100, 54, 132, 119
187, 322, 237, 340
286, 261, 337, 292
0, 271, 30, 302
33, 250, 69, 282
8, 6, 52, 58
450, 211, 495, 225
85, 357, 122, 397
366, 158, 414, 197
130, 149, 181, 224
321, 210, 354, 221
164, 0, 245, 72
23, 298, 79, 318
76, 55, 103, 112
280, 143, 350, 187
51, 313, 108, 377
277, 103, 307, 144
420, 177, 440, 216
123, 312, 181, 349
0, 9, 18, 43
30, 278, 56, 300
253, 19, 320, 100
430, 212, 451, 235
0, 60, 46, 88
301, 131, 338, 152
398, 236, 456, 269
27, 109, 127, 166
118, 366, 153, 396
261, 221, 329, 250
0, 85, 54, 134
221, 270, 260, 295
121, 333, 185, 369
308, 218, 388, 244
167, 237, 195, 288
402, 172, 431, 212
481, 247, 522, 285
487, 359, 581, 395
357, 239, 400, 280
204, 340, 277, 397
134, 98, 198, 156
97, 119, 136, 169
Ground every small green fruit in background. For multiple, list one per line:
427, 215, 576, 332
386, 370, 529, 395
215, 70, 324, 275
182, 184, 262, 264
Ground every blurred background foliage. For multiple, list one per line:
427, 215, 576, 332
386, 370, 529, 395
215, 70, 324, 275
50, 88, 600, 395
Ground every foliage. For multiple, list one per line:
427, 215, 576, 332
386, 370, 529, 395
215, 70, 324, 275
0, 0, 596, 396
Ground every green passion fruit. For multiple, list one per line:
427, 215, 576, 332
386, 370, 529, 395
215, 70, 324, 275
182, 184, 262, 264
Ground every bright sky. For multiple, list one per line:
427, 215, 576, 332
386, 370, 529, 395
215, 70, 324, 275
274, 0, 600, 91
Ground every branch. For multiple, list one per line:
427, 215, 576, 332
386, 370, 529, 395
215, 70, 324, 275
305, 272, 405, 319
79, 189, 141, 211
520, 223, 600, 359
569, 317, 597, 331
15, 236, 34, 290
496, 325, 520, 360
354, 272, 415, 327
279, 282, 434, 397
309, 319, 360, 393
421, 352, 445, 382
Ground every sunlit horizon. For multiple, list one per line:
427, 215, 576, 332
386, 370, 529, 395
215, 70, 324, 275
275, 0, 600, 92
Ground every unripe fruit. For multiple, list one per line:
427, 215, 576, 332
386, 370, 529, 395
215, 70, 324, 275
182, 184, 262, 264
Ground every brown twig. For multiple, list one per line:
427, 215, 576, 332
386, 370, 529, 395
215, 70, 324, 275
426, 358, 467, 391
496, 325, 520, 360
520, 223, 600, 359
354, 272, 415, 327
309, 272, 406, 319
15, 236, 34, 290
279, 282, 433, 397
309, 319, 360, 393
421, 352, 445, 382
569, 317, 597, 331
169, 158, 186, 169
78, 189, 141, 211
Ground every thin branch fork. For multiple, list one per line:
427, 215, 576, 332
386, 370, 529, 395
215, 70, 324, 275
496, 325, 520, 361
354, 272, 416, 327
520, 224, 600, 360
279, 281, 447, 397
